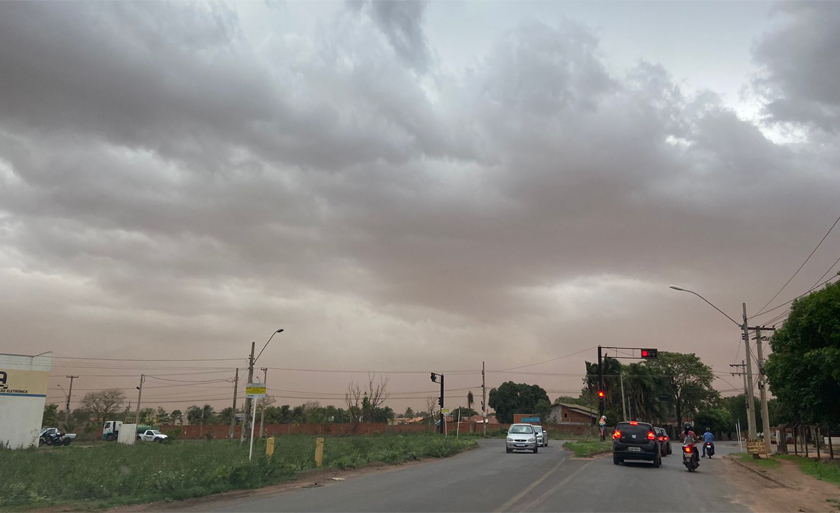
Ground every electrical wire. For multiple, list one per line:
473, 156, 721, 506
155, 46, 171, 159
496, 346, 597, 372
753, 215, 840, 318
751, 274, 840, 320
52, 356, 245, 362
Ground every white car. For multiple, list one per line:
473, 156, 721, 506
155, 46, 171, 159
137, 429, 169, 443
534, 425, 548, 447
506, 424, 538, 453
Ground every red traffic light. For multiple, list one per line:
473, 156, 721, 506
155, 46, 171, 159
640, 348, 658, 358
598, 390, 605, 398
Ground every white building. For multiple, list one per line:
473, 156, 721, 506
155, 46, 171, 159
0, 352, 52, 449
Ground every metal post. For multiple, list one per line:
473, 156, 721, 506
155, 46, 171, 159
248, 400, 257, 461
134, 374, 144, 426
482, 362, 487, 437
743, 304, 758, 440
597, 346, 604, 418
241, 342, 255, 444
260, 367, 268, 439
817, 425, 821, 459
620, 371, 627, 421
229, 368, 239, 440
439, 374, 445, 435
755, 327, 772, 455
829, 424, 834, 459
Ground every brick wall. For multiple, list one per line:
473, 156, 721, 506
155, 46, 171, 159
158, 423, 431, 439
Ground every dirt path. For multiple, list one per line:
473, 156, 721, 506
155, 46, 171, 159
725, 457, 840, 512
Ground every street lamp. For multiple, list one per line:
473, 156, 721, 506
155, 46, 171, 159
670, 285, 760, 443
255, 329, 284, 364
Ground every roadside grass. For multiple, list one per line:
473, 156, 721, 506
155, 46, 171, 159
563, 440, 612, 458
776, 455, 840, 487
0, 434, 476, 511
737, 452, 781, 469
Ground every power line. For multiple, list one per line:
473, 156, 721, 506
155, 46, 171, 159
751, 274, 840, 319
497, 346, 597, 372
52, 356, 245, 362
753, 215, 840, 318
808, 254, 840, 291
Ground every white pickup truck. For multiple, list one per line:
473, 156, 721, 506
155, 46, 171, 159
137, 429, 169, 443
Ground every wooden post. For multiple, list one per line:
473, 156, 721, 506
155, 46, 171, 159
315, 437, 324, 467
805, 426, 810, 458
817, 425, 821, 459
794, 425, 798, 455
829, 424, 835, 460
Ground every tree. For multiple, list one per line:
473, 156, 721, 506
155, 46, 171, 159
488, 382, 550, 424
536, 399, 552, 424
694, 408, 732, 437
154, 407, 170, 424
451, 407, 478, 419
80, 389, 126, 425
766, 279, 840, 427
404, 407, 415, 418
467, 391, 475, 416
186, 405, 202, 425
171, 409, 183, 425
346, 374, 390, 428
645, 352, 716, 427
42, 403, 59, 427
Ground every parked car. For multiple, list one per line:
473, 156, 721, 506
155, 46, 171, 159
39, 427, 76, 447
506, 424, 538, 453
654, 426, 671, 455
137, 429, 169, 443
612, 420, 661, 467
533, 425, 548, 447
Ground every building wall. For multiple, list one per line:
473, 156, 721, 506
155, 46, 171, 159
0, 353, 51, 449
549, 405, 596, 426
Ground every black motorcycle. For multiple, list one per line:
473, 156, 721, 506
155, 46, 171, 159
704, 441, 715, 458
39, 430, 69, 447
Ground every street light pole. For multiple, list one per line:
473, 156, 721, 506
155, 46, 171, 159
242, 329, 284, 444
670, 286, 757, 438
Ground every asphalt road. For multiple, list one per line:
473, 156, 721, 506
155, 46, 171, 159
187, 439, 749, 512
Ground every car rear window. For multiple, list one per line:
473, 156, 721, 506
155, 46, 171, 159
617, 423, 651, 438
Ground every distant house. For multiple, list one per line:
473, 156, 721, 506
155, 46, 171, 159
549, 403, 598, 426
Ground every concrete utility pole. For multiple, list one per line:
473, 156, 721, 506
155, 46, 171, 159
65, 375, 78, 419
135, 374, 145, 426
597, 346, 604, 418
755, 327, 773, 455
260, 367, 268, 439
240, 342, 255, 444
742, 304, 758, 440
482, 361, 487, 437
229, 368, 239, 440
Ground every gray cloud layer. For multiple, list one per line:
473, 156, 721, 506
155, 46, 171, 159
1, 1, 838, 410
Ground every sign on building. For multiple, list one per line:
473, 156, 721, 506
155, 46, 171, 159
0, 353, 51, 449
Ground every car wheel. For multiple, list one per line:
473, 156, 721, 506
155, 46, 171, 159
506, 447, 512, 454
533, 446, 538, 454
653, 453, 661, 468
613, 455, 621, 465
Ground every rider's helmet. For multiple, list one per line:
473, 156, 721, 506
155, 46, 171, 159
684, 422, 692, 429
705, 427, 711, 432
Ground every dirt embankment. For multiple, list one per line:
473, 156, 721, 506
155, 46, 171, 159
725, 457, 840, 512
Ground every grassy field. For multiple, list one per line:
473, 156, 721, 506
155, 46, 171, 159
737, 452, 781, 469
563, 440, 612, 457
0, 434, 476, 510
777, 455, 840, 487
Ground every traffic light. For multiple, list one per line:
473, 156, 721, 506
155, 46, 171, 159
438, 397, 443, 407
598, 390, 605, 399
640, 348, 658, 359
430, 372, 437, 383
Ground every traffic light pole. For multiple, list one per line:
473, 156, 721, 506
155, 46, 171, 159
439, 374, 445, 435
597, 346, 604, 419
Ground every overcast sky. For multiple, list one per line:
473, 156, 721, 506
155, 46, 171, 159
2, 1, 839, 415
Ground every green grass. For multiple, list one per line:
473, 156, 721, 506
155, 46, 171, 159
563, 440, 612, 457
737, 452, 781, 469
0, 434, 476, 510
777, 455, 840, 487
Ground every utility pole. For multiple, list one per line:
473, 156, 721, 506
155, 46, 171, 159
742, 304, 758, 440
65, 375, 78, 420
229, 368, 239, 440
597, 346, 604, 418
134, 374, 145, 426
620, 371, 627, 421
440, 374, 445, 435
482, 361, 487, 437
240, 342, 256, 444
260, 367, 268, 439
755, 326, 773, 455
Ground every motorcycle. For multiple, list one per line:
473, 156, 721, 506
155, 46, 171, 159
682, 442, 699, 472
704, 441, 715, 458
39, 430, 71, 447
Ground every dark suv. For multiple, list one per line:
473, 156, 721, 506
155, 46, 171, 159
612, 421, 661, 467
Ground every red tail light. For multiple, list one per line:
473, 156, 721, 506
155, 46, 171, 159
612, 430, 621, 439
647, 431, 656, 440
664, 437, 669, 441
657, 436, 664, 441
684, 446, 693, 453
630, 421, 638, 425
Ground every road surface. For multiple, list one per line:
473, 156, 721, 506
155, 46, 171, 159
185, 439, 749, 512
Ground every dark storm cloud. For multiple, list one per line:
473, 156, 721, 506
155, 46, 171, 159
1, 1, 839, 408
754, 2, 840, 131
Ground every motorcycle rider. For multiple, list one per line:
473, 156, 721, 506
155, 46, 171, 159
702, 427, 715, 457
683, 422, 699, 465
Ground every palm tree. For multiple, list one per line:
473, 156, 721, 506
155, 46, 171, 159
467, 391, 474, 416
